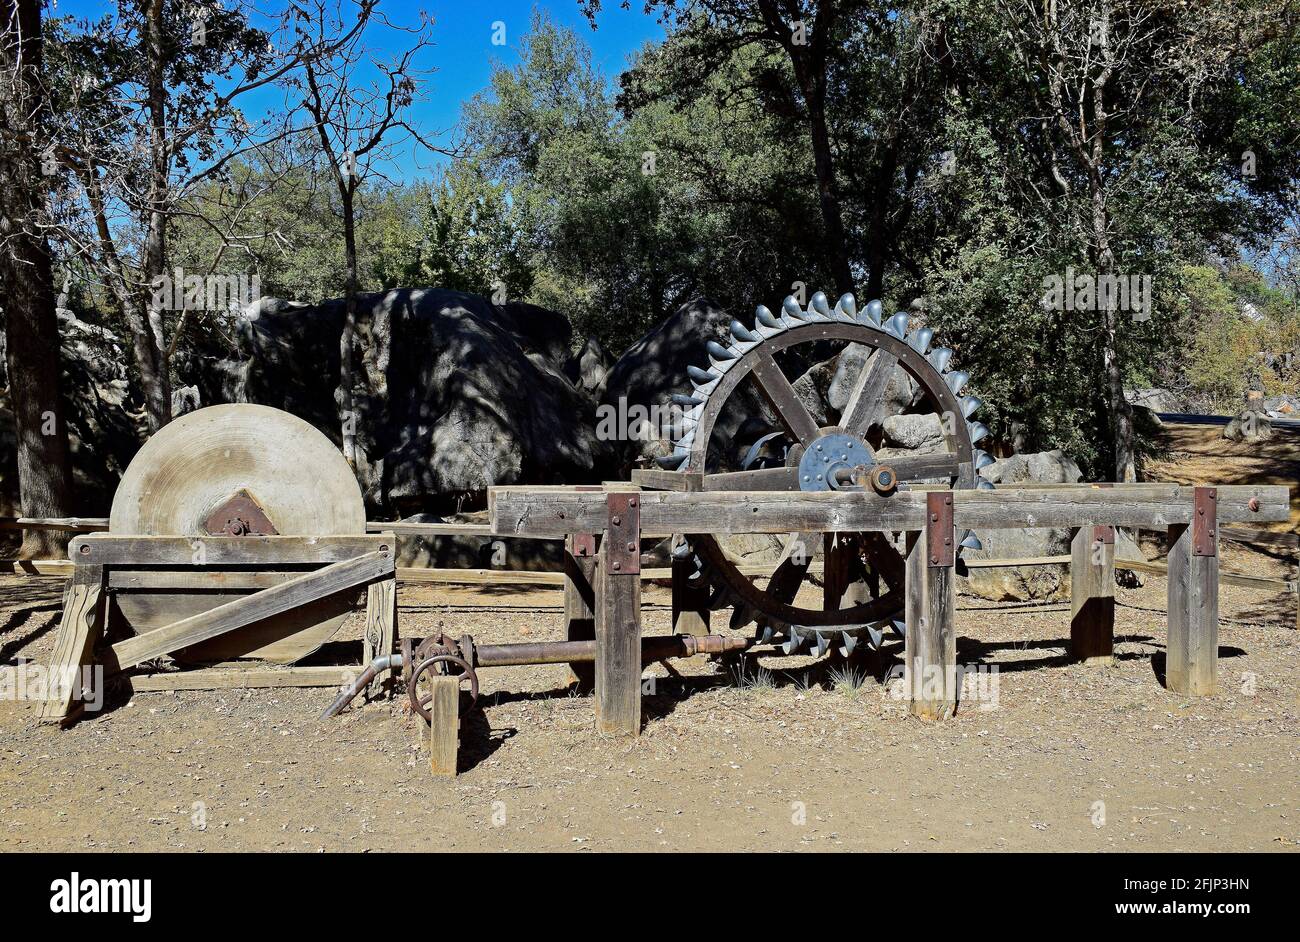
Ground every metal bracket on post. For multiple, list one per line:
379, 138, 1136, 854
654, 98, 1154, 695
1093, 525, 1115, 545
606, 493, 641, 574
572, 484, 602, 558
1193, 486, 1218, 557
926, 491, 954, 568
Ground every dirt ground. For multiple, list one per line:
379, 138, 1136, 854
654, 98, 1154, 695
1, 424, 1296, 853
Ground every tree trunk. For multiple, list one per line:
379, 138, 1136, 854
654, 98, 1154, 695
804, 93, 854, 298
338, 183, 359, 470
139, 0, 171, 431
0, 0, 74, 558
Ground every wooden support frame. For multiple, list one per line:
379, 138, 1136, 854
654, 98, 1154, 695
1069, 526, 1115, 665
904, 494, 957, 720
1167, 488, 1219, 695
40, 533, 397, 723
594, 494, 642, 736
427, 674, 461, 777
671, 540, 710, 636
564, 532, 598, 690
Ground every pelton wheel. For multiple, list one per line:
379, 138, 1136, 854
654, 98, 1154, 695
658, 291, 996, 656
110, 404, 366, 664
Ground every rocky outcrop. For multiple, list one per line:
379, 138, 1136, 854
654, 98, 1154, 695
959, 449, 1083, 601
198, 289, 616, 512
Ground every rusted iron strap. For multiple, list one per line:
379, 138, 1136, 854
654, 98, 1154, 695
927, 491, 954, 568
1193, 486, 1218, 557
606, 493, 641, 574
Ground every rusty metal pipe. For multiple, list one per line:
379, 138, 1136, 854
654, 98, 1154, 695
320, 653, 403, 719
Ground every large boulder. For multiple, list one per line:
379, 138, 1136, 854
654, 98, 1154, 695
196, 289, 614, 512
1223, 409, 1273, 443
959, 449, 1084, 601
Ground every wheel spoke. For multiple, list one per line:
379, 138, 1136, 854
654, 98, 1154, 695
750, 349, 820, 446
702, 466, 800, 491
841, 349, 899, 434
860, 532, 906, 591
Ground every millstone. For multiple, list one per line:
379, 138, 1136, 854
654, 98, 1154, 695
110, 404, 366, 664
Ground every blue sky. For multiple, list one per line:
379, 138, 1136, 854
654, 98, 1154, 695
55, 0, 666, 181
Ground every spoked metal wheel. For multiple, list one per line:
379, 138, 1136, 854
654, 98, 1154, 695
658, 291, 996, 656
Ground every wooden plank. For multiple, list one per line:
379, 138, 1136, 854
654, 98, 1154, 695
702, 466, 800, 491
904, 526, 957, 720
109, 551, 393, 670
128, 665, 363, 691
564, 535, 598, 690
595, 528, 642, 736
1166, 522, 1219, 695
427, 674, 461, 777
671, 545, 710, 635
362, 575, 398, 699
1117, 558, 1295, 593
397, 566, 564, 586
366, 521, 493, 536
1218, 526, 1300, 548
1069, 527, 1115, 665
488, 484, 1290, 538
109, 570, 304, 590
0, 559, 75, 577
38, 565, 105, 724
630, 469, 703, 492
0, 516, 109, 532
71, 534, 394, 566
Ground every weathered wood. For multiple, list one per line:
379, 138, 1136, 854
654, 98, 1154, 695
427, 674, 461, 777
841, 349, 899, 433
0, 516, 109, 532
672, 545, 710, 635
702, 466, 800, 491
904, 525, 956, 720
397, 566, 565, 585
488, 484, 1289, 538
1117, 558, 1294, 593
750, 348, 820, 445
595, 528, 642, 736
0, 559, 75, 577
129, 665, 364, 691
1167, 523, 1219, 695
38, 565, 105, 724
71, 533, 394, 566
366, 521, 492, 536
110, 551, 393, 670
108, 569, 305, 590
1217, 526, 1300, 548
1069, 527, 1115, 665
362, 575, 398, 698
564, 534, 598, 690
630, 469, 704, 491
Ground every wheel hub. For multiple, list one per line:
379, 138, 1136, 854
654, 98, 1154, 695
795, 431, 874, 491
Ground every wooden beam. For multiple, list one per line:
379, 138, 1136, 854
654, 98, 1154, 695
128, 665, 363, 691
71, 534, 393, 566
109, 551, 393, 670
904, 516, 957, 720
427, 674, 461, 777
594, 499, 642, 736
1070, 527, 1115, 665
37, 565, 105, 724
1218, 526, 1300, 548
564, 534, 597, 690
366, 522, 493, 536
488, 484, 1290, 538
630, 469, 703, 491
362, 575, 398, 699
1166, 495, 1219, 695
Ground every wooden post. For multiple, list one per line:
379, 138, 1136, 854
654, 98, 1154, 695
1069, 526, 1115, 664
1167, 487, 1219, 695
904, 493, 957, 720
671, 539, 710, 636
38, 563, 105, 724
594, 493, 642, 736
564, 532, 598, 690
427, 674, 461, 777
362, 573, 398, 699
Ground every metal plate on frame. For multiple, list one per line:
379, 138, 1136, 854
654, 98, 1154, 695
606, 493, 641, 574
926, 491, 954, 568
1193, 486, 1218, 557
1092, 525, 1115, 545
